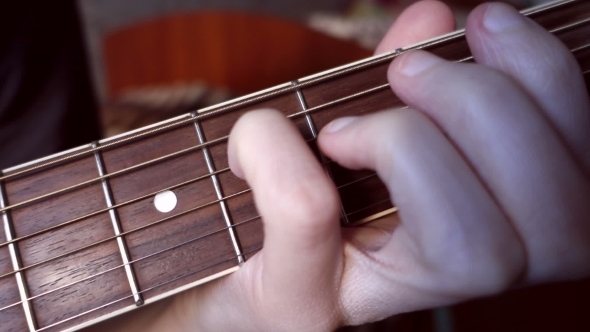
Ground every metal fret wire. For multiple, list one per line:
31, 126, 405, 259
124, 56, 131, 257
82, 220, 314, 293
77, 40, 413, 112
0, 0, 581, 185
0, 174, 37, 331
292, 79, 351, 224
0, 155, 370, 281
0, 6, 586, 326
193, 115, 245, 264
93, 142, 144, 306
0, 14, 588, 216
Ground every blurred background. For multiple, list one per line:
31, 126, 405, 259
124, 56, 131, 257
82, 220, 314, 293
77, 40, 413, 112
77, 0, 547, 137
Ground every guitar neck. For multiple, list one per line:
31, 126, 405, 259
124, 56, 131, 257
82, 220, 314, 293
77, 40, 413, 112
1, 1, 589, 331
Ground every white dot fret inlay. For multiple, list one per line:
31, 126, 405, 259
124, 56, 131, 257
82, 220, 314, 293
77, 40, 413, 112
154, 190, 178, 213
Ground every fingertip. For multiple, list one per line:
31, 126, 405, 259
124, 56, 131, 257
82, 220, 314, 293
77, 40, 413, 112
389, 50, 442, 79
319, 111, 398, 174
321, 116, 360, 135
376, 0, 455, 55
228, 108, 284, 179
467, 2, 527, 35
465, 2, 530, 51
318, 116, 369, 171
386, 51, 445, 106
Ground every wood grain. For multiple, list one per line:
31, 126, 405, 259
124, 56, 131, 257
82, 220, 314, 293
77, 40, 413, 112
103, 12, 371, 97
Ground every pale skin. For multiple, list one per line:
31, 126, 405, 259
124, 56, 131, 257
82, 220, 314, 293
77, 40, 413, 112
90, 1, 590, 331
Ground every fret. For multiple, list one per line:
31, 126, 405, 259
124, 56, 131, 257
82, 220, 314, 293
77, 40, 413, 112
2, 148, 134, 331
92, 143, 144, 306
292, 80, 351, 224
192, 115, 245, 265
292, 80, 320, 138
99, 123, 239, 303
0, 174, 38, 331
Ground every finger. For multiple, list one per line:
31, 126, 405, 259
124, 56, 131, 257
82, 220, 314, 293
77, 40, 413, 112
319, 109, 524, 322
388, 50, 590, 283
465, 3, 590, 170
228, 109, 342, 328
375, 0, 455, 54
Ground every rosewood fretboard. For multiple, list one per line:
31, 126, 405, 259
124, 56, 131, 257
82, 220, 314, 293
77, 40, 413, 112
1, 0, 590, 331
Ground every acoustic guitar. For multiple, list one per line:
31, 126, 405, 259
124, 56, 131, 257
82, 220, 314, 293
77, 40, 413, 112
0, 0, 588, 330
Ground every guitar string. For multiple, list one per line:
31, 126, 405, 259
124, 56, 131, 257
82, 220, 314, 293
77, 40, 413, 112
0, 188, 248, 280
0, 4, 585, 325
26, 215, 263, 308
0, 167, 232, 249
36, 246, 263, 332
0, 36, 588, 281
0, 161, 379, 280
0, 171, 389, 314
0, 16, 588, 215
0, 7, 585, 184
0, 38, 449, 183
346, 198, 393, 219
2, 177, 392, 320
0, 215, 262, 314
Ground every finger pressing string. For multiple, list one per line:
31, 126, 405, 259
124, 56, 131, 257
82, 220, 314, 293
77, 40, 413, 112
228, 109, 343, 329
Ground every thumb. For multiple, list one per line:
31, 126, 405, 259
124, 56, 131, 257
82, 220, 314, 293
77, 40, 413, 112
228, 109, 343, 329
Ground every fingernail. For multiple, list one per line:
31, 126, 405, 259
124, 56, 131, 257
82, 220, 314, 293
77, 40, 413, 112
323, 116, 358, 134
483, 3, 526, 33
394, 51, 440, 77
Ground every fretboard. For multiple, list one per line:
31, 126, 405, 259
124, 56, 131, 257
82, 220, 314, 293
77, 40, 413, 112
1, 0, 589, 330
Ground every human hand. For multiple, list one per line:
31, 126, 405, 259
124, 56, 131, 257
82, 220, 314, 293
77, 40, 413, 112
319, 0, 590, 324
90, 1, 590, 331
